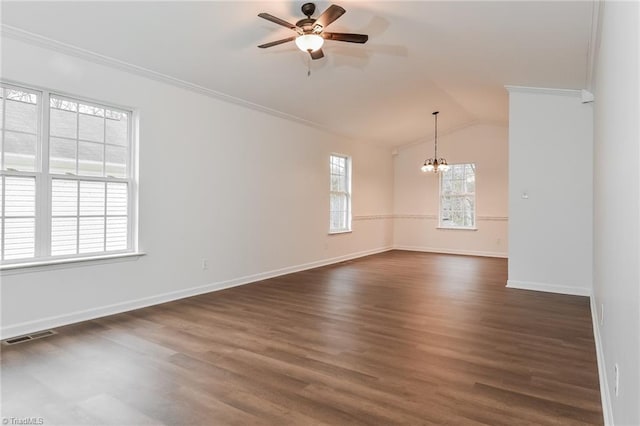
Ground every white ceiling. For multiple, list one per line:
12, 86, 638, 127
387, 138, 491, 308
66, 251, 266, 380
1, 1, 594, 148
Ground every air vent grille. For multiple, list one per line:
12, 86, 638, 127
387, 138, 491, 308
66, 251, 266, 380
2, 330, 57, 345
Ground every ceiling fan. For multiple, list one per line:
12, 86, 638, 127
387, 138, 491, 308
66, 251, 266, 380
257, 2, 369, 60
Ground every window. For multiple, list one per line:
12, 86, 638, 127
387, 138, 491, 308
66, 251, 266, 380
329, 154, 351, 233
439, 163, 476, 229
0, 82, 136, 266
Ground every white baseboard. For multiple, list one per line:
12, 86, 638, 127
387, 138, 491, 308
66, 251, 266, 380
394, 245, 508, 258
590, 296, 614, 426
506, 280, 591, 297
0, 246, 393, 339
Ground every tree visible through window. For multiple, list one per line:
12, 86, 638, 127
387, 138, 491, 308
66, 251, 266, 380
329, 154, 351, 233
440, 163, 476, 229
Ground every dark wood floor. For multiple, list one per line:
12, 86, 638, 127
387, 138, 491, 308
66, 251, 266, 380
1, 251, 602, 425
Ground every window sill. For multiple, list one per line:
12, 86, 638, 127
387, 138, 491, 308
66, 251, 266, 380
329, 230, 353, 235
436, 227, 478, 231
0, 252, 146, 275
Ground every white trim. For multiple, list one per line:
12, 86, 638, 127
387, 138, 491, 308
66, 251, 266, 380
477, 216, 509, 222
506, 279, 591, 296
352, 214, 394, 221
394, 245, 507, 259
581, 89, 595, 103
0, 246, 392, 339
590, 296, 614, 426
504, 86, 582, 97
436, 227, 478, 231
395, 214, 438, 220
394, 214, 507, 221
0, 25, 359, 145
0, 251, 145, 275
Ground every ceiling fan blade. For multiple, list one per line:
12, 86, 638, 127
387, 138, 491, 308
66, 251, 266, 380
323, 32, 369, 44
258, 36, 296, 49
313, 5, 346, 31
258, 13, 298, 31
310, 49, 325, 60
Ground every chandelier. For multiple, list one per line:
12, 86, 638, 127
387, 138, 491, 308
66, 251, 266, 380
421, 111, 449, 173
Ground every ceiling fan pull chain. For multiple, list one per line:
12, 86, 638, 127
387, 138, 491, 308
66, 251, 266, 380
308, 56, 311, 77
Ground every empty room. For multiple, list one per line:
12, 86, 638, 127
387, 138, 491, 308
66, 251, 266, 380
0, 1, 638, 425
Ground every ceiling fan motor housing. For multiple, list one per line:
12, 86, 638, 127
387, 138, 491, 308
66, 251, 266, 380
301, 3, 316, 17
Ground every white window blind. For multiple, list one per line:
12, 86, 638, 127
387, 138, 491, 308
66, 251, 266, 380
329, 154, 351, 233
50, 180, 128, 256
1, 176, 36, 260
0, 82, 136, 266
439, 163, 476, 229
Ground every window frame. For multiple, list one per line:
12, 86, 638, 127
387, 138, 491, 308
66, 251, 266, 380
438, 162, 477, 230
0, 80, 139, 268
1, 83, 43, 260
329, 153, 352, 234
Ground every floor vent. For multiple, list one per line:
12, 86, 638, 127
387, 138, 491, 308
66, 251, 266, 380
2, 330, 57, 345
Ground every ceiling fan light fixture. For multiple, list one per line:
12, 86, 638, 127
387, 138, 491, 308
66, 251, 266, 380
295, 34, 324, 52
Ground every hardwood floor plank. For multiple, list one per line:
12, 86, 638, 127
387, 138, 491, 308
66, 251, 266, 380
1, 251, 603, 425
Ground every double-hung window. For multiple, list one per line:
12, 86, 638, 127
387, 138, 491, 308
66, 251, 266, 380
439, 163, 476, 229
0, 82, 136, 266
329, 154, 351, 233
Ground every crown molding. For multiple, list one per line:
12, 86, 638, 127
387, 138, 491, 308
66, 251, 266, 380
504, 85, 582, 97
0, 24, 360, 144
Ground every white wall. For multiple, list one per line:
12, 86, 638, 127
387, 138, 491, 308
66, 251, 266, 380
507, 89, 593, 296
393, 123, 508, 257
592, 1, 640, 424
0, 38, 394, 337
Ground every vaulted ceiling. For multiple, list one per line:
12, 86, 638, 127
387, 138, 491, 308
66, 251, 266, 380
1, 1, 594, 148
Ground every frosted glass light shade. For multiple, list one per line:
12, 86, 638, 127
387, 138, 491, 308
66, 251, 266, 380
421, 160, 434, 172
295, 34, 324, 52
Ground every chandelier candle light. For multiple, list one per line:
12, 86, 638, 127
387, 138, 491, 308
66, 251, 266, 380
421, 111, 450, 173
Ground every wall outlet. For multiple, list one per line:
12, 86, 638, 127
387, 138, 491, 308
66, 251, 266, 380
600, 303, 604, 326
614, 364, 619, 397
202, 259, 208, 270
